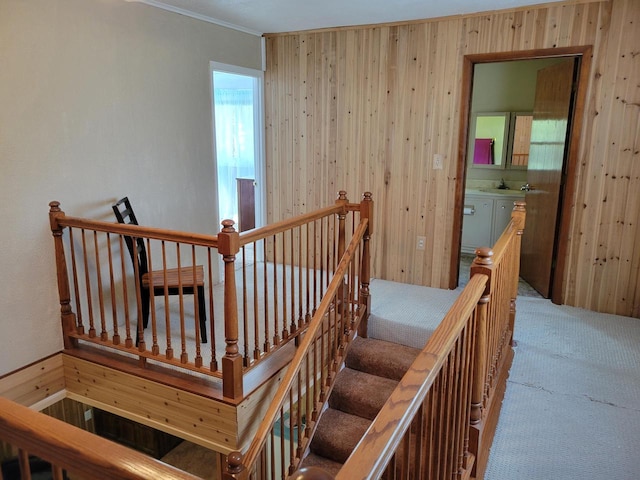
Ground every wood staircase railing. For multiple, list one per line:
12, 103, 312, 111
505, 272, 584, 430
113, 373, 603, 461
221, 210, 372, 478
49, 191, 373, 401
5, 194, 524, 479
288, 201, 526, 480
0, 397, 200, 480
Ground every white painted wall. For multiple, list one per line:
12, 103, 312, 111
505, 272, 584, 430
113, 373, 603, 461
0, 0, 262, 375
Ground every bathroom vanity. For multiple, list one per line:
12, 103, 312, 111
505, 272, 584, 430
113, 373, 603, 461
461, 189, 525, 254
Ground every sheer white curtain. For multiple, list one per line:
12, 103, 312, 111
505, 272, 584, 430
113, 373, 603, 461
213, 75, 256, 224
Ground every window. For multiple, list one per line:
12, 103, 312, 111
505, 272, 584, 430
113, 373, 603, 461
210, 63, 265, 231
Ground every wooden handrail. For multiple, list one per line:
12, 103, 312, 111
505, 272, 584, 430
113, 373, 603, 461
0, 397, 201, 480
52, 213, 221, 248
238, 204, 343, 245
234, 218, 369, 472
336, 274, 488, 479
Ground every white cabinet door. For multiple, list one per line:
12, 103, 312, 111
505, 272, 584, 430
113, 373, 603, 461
461, 196, 494, 253
492, 197, 518, 244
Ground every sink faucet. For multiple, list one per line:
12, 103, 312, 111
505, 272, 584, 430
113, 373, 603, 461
498, 178, 508, 189
521, 183, 531, 191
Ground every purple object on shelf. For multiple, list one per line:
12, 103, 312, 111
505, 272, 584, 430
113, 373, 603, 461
474, 138, 494, 164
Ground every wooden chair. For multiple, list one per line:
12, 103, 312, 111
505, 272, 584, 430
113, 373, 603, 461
112, 197, 207, 343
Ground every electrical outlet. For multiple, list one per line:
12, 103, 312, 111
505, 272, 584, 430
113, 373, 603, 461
433, 153, 444, 170
416, 236, 426, 251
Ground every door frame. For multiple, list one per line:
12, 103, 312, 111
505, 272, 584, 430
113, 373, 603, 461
451, 46, 592, 305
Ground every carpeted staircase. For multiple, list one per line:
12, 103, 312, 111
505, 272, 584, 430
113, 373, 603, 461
301, 336, 422, 475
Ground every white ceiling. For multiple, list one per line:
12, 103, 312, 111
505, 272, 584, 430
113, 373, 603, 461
128, 0, 564, 36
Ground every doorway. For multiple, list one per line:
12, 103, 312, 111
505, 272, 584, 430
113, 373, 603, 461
210, 62, 265, 233
453, 47, 592, 304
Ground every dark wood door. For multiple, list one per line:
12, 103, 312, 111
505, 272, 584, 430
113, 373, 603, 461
237, 178, 256, 232
520, 59, 576, 297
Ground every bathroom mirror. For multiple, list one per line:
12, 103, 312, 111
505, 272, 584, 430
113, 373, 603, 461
468, 112, 510, 168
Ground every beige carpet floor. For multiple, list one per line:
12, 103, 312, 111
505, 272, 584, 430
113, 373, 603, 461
161, 440, 218, 479
161, 276, 639, 480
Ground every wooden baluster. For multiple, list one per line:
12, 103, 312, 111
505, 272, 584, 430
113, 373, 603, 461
282, 230, 289, 340
80, 229, 96, 338
290, 228, 296, 335
49, 201, 78, 349
118, 235, 133, 348
298, 225, 304, 328
335, 191, 348, 326
162, 241, 173, 360
146, 238, 159, 356
67, 228, 84, 335
263, 238, 271, 353
218, 220, 243, 400
463, 313, 476, 472
242, 245, 250, 366
93, 231, 107, 341
273, 234, 281, 347
18, 448, 31, 480
106, 233, 120, 345
306, 222, 312, 323
358, 192, 373, 337
52, 465, 64, 480
254, 241, 261, 361
192, 245, 202, 367
207, 247, 218, 371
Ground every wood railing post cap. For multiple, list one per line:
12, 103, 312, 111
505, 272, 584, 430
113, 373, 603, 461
49, 201, 61, 211
221, 219, 236, 232
474, 247, 494, 265
226, 451, 244, 473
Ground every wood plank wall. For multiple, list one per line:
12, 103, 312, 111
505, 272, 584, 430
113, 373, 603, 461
263, 0, 640, 318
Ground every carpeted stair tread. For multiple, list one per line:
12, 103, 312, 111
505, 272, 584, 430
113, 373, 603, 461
346, 336, 421, 380
310, 408, 372, 463
329, 368, 398, 420
300, 452, 343, 477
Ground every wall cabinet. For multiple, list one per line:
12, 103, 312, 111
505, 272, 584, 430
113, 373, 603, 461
461, 193, 522, 254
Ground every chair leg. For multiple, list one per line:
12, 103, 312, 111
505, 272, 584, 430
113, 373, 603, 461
197, 286, 208, 343
141, 288, 150, 329
136, 287, 150, 347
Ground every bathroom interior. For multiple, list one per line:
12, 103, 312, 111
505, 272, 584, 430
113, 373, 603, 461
458, 57, 567, 296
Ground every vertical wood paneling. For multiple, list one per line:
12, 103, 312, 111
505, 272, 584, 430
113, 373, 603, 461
264, 0, 640, 317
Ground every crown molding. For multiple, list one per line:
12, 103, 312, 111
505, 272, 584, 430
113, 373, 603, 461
125, 0, 263, 36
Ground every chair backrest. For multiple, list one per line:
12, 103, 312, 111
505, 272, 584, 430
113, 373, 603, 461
112, 197, 148, 277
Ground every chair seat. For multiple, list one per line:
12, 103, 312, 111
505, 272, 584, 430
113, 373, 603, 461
142, 265, 205, 289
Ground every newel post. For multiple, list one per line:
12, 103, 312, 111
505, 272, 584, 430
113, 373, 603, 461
335, 190, 348, 261
218, 219, 243, 400
49, 201, 78, 349
470, 247, 494, 426
334, 191, 349, 319
358, 192, 373, 338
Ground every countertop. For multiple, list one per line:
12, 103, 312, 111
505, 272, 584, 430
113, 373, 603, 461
465, 188, 525, 197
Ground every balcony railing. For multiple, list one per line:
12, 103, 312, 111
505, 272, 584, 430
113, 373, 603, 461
49, 191, 373, 400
